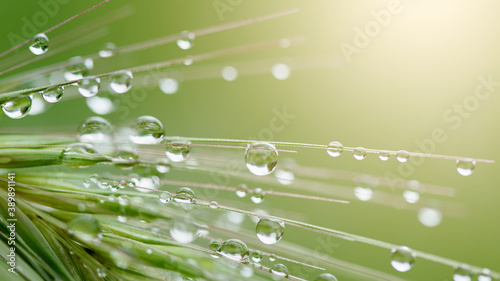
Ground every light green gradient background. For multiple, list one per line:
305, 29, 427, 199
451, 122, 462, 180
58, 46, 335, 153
1, 1, 499, 280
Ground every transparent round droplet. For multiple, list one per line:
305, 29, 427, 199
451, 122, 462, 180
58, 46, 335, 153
275, 169, 294, 185
315, 273, 338, 281
236, 184, 248, 198
269, 254, 277, 261
170, 218, 197, 244
86, 96, 114, 115
453, 266, 472, 281
78, 78, 100, 97
99, 42, 116, 58
129, 116, 164, 144
159, 78, 179, 94
209, 201, 218, 209
29, 33, 49, 55
42, 86, 64, 103
270, 263, 288, 278
59, 143, 107, 168
256, 218, 285, 245
478, 269, 492, 281
245, 142, 278, 176
2, 96, 32, 119
78, 116, 112, 142
354, 186, 373, 201
110, 71, 133, 94
251, 250, 263, 262
250, 188, 265, 204
396, 150, 410, 163
156, 160, 171, 174
68, 214, 102, 241
165, 140, 191, 162
353, 147, 367, 160
456, 159, 475, 176
112, 150, 139, 169
272, 63, 290, 80
418, 207, 442, 227
177, 31, 195, 50
378, 151, 391, 161
174, 187, 195, 204
403, 190, 419, 204
221, 66, 238, 81
390, 246, 416, 272
27, 93, 48, 115
327, 141, 343, 157
64, 56, 93, 81
217, 239, 249, 262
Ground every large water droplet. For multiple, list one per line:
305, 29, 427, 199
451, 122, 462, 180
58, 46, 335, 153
173, 187, 195, 204
315, 273, 338, 281
59, 143, 107, 168
170, 218, 197, 244
390, 246, 416, 272
353, 147, 367, 160
78, 78, 100, 97
64, 57, 93, 81
396, 150, 409, 163
159, 78, 179, 94
177, 31, 195, 50
42, 86, 64, 103
272, 63, 290, 80
453, 266, 472, 281
327, 141, 343, 157
256, 218, 285, 245
250, 188, 265, 204
217, 239, 249, 262
129, 116, 165, 144
245, 142, 278, 176
165, 140, 191, 162
99, 42, 116, 58
29, 33, 49, 55
110, 71, 133, 94
221, 66, 238, 81
456, 159, 475, 176
270, 263, 288, 278
2, 96, 32, 119
78, 116, 112, 142
68, 214, 102, 241
378, 151, 391, 161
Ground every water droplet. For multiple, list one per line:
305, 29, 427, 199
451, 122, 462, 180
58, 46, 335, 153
456, 159, 475, 176
156, 160, 171, 174
177, 31, 195, 50
354, 186, 373, 201
42, 86, 64, 103
170, 218, 197, 244
59, 143, 107, 168
256, 218, 285, 245
183, 56, 193, 66
270, 263, 288, 278
78, 116, 112, 142
245, 142, 278, 176
418, 207, 442, 227
174, 187, 195, 204
272, 63, 290, 80
353, 147, 367, 160
78, 78, 100, 97
478, 269, 492, 281
68, 214, 102, 241
159, 78, 179, 94
378, 151, 391, 161
217, 239, 249, 261
110, 71, 133, 94
251, 250, 263, 262
396, 150, 409, 163
236, 184, 248, 198
112, 149, 139, 169
209, 201, 218, 209
221, 66, 238, 81
269, 254, 277, 261
250, 188, 265, 204
117, 215, 127, 223
327, 141, 343, 157
315, 273, 338, 281
209, 240, 221, 251
96, 267, 107, 278
99, 42, 116, 58
86, 95, 114, 115
453, 266, 472, 281
129, 116, 165, 144
64, 56, 93, 81
275, 169, 295, 185
390, 246, 416, 272
27, 93, 48, 115
403, 190, 419, 204
29, 33, 49, 55
2, 96, 32, 119
165, 140, 191, 162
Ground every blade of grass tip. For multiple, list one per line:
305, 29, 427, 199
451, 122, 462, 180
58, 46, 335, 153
0, 0, 111, 60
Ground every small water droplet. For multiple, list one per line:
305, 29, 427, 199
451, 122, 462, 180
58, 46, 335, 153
110, 71, 133, 94
396, 150, 410, 163
86, 95, 114, 115
272, 63, 290, 80
68, 214, 102, 241
478, 269, 492, 281
250, 188, 265, 204
129, 116, 165, 144
353, 147, 367, 160
236, 184, 248, 198
418, 207, 442, 227
64, 56, 93, 81
378, 151, 391, 161
99, 42, 116, 58
275, 169, 294, 185
251, 250, 263, 262
354, 186, 373, 201
42, 86, 64, 103
217, 239, 249, 261
390, 246, 416, 272
177, 31, 195, 50
453, 266, 472, 281
403, 190, 419, 204
456, 159, 475, 176
59, 143, 107, 168
170, 218, 197, 244
245, 142, 278, 176
78, 78, 101, 97
29, 33, 49, 55
174, 187, 195, 204
270, 263, 288, 278
2, 96, 32, 119
221, 66, 238, 81
209, 201, 218, 209
78, 116, 112, 142
159, 78, 179, 94
269, 254, 277, 261
112, 149, 139, 169
315, 273, 338, 281
156, 160, 171, 174
327, 141, 343, 157
183, 56, 193, 65
256, 218, 285, 245
165, 140, 191, 162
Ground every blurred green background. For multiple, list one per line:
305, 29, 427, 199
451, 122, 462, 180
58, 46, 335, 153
1, 0, 499, 280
